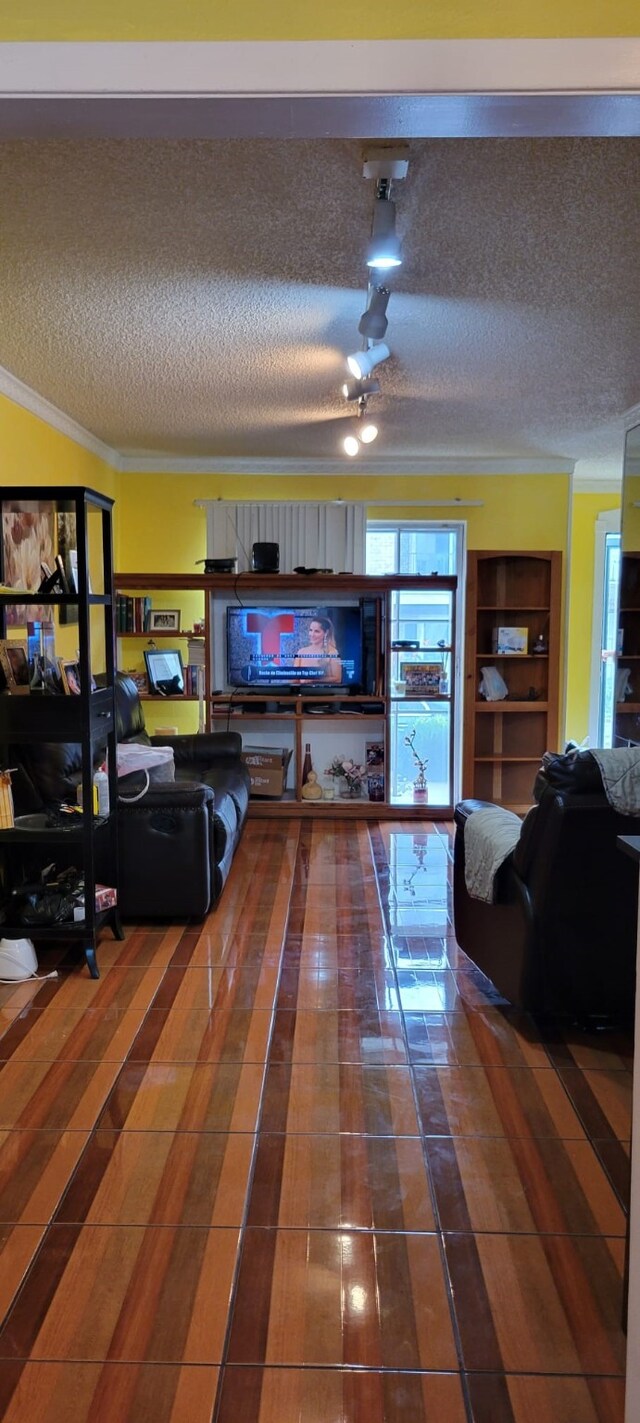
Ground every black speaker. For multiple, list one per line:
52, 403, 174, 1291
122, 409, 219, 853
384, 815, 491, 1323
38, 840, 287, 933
251, 542, 280, 573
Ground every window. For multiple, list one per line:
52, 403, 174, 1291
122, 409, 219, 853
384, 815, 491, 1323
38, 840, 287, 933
366, 524, 459, 578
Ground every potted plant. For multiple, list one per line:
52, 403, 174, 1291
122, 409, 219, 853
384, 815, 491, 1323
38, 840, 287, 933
325, 754, 367, 798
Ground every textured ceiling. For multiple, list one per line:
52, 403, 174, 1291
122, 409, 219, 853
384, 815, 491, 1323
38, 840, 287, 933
0, 136, 638, 469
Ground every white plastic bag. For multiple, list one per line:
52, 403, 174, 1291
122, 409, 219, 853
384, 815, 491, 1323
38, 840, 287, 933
116, 743, 175, 802
479, 665, 509, 702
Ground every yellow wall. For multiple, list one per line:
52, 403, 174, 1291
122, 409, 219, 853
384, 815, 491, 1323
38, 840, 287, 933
0, 394, 114, 497
565, 490, 621, 744
1, 1, 637, 40
0, 392, 115, 661
114, 469, 571, 733
0, 399, 613, 748
114, 471, 570, 571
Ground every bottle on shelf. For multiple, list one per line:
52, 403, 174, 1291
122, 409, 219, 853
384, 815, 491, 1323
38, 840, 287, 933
78, 765, 109, 817
302, 743, 313, 785
94, 765, 110, 817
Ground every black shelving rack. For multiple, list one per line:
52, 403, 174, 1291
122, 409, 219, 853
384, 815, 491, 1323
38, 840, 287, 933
0, 486, 123, 977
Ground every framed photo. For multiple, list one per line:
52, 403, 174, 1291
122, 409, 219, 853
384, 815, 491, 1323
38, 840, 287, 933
58, 658, 82, 695
401, 662, 441, 694
148, 609, 181, 632
144, 648, 185, 696
0, 640, 30, 694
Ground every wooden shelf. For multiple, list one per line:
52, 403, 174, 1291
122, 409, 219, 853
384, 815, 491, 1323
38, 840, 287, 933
617, 703, 640, 712
475, 652, 548, 660
475, 701, 548, 712
474, 755, 542, 763
476, 604, 551, 611
389, 694, 451, 703
139, 694, 198, 702
118, 630, 203, 639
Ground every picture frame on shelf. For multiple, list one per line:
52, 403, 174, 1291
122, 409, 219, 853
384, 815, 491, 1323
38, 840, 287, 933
58, 658, 82, 695
400, 662, 441, 694
144, 648, 185, 696
0, 640, 30, 694
148, 609, 181, 632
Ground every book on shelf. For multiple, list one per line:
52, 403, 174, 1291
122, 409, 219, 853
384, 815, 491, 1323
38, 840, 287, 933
116, 595, 152, 633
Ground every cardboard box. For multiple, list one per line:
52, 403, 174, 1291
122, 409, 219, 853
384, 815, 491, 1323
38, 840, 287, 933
491, 626, 528, 655
73, 885, 118, 921
241, 745, 293, 797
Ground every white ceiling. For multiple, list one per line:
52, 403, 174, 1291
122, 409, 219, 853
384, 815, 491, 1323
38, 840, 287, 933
0, 136, 638, 474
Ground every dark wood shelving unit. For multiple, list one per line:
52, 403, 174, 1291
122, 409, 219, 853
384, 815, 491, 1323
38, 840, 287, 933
615, 552, 640, 749
0, 486, 123, 977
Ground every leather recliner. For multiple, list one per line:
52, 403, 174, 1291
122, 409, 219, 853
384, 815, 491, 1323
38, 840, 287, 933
113, 673, 250, 917
9, 674, 251, 921
453, 751, 640, 1023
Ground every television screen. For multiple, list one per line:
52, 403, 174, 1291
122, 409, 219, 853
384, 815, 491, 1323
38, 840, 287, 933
226, 605, 362, 689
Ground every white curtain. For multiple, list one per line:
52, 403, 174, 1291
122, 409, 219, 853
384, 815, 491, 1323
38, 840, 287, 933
202, 502, 366, 574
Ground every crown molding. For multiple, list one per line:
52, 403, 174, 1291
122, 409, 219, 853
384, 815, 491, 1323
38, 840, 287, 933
0, 363, 119, 468
573, 476, 623, 493
0, 41, 638, 141
0, 40, 638, 99
118, 454, 575, 476
623, 401, 640, 432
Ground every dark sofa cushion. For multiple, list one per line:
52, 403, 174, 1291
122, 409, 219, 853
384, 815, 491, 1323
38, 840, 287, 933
533, 749, 603, 801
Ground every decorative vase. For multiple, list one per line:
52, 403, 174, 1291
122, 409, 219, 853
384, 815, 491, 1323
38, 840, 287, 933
413, 783, 429, 805
339, 778, 361, 799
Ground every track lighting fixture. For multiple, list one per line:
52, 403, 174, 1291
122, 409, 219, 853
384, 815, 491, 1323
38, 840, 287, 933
366, 197, 402, 270
347, 343, 390, 381
341, 376, 381, 402
335, 149, 408, 453
359, 422, 379, 444
358, 286, 390, 341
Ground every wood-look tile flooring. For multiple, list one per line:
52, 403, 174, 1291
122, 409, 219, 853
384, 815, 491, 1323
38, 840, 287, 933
0, 820, 631, 1422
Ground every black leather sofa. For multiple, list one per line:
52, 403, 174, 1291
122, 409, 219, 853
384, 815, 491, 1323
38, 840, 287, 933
453, 750, 640, 1023
9, 674, 250, 921
113, 674, 250, 918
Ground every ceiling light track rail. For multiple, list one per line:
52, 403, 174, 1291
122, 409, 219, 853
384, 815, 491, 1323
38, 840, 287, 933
339, 144, 409, 460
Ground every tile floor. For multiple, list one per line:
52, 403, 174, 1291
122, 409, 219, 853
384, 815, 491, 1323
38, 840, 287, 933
0, 819, 631, 1422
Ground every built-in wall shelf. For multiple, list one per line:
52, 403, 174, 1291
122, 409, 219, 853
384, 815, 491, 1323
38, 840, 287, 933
463, 551, 562, 809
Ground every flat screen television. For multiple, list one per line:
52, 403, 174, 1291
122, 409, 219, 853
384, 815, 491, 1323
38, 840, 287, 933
226, 605, 363, 690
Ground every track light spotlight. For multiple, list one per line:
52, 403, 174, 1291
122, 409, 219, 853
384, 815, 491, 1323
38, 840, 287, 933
359, 423, 379, 444
343, 435, 360, 457
341, 376, 381, 402
366, 198, 402, 270
358, 287, 390, 341
347, 343, 390, 380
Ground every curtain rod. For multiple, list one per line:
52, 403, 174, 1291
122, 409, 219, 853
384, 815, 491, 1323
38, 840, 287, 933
194, 498, 484, 508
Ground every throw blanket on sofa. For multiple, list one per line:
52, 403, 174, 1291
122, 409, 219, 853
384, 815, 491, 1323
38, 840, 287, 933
589, 747, 640, 815
464, 805, 522, 904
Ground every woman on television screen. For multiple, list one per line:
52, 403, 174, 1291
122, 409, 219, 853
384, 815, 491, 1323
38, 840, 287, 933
293, 615, 342, 684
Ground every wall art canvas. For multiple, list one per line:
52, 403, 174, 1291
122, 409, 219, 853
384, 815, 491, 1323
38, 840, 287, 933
2, 500, 55, 626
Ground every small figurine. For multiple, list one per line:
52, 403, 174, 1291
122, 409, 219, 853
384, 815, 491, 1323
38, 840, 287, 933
301, 769, 323, 801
